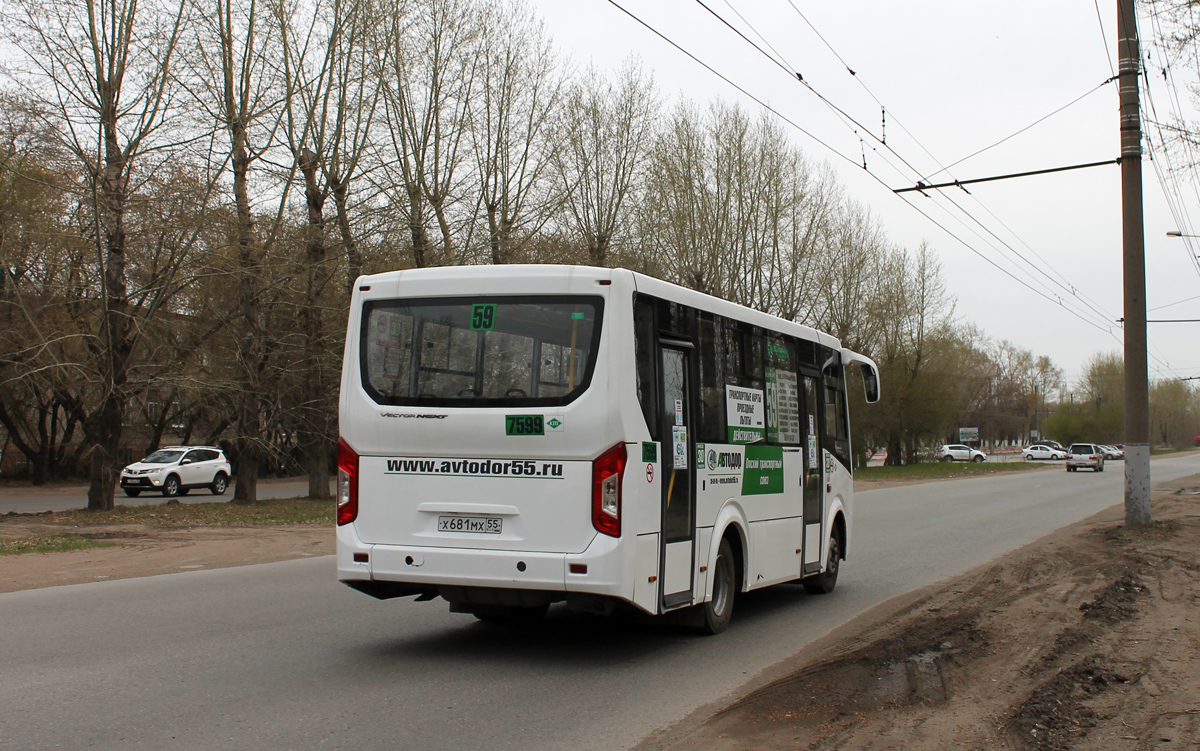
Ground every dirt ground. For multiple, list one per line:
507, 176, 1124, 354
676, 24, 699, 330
637, 475, 1200, 751
0, 521, 333, 593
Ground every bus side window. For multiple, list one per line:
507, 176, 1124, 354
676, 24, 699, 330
821, 356, 850, 464
765, 335, 800, 445
633, 295, 658, 439
696, 312, 725, 442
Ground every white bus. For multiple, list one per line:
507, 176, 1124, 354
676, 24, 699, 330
336, 265, 879, 633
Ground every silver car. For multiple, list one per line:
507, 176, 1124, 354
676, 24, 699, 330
1066, 443, 1105, 472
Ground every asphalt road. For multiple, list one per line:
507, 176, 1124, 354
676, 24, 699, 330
0, 478, 329, 514
2, 454, 1197, 751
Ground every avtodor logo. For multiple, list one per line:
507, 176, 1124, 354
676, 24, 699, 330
708, 449, 742, 471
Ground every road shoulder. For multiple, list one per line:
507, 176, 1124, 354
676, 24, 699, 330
0, 523, 332, 593
636, 474, 1200, 751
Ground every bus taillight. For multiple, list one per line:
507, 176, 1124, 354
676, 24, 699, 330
337, 438, 359, 526
592, 443, 627, 537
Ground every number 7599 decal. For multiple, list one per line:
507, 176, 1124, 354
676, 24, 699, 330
506, 415, 544, 435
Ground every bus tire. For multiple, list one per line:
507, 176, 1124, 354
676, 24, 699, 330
700, 538, 737, 635
804, 532, 841, 595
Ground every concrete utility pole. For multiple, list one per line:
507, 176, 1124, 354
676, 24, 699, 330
1118, 0, 1152, 526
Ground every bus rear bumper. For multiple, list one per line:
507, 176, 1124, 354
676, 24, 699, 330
337, 528, 631, 600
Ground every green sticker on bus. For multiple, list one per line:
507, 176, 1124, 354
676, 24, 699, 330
506, 415, 544, 436
571, 311, 585, 320
642, 442, 657, 462
471, 304, 495, 330
743, 445, 784, 495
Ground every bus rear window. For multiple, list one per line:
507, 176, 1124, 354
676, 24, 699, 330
360, 296, 603, 407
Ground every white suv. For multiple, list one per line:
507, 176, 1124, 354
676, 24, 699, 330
936, 444, 987, 462
1066, 444, 1105, 473
120, 447, 232, 498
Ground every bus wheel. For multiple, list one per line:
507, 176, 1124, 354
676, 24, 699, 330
701, 538, 737, 635
471, 604, 549, 624
804, 533, 841, 595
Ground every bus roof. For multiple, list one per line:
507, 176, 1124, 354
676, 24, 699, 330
355, 264, 843, 351
627, 270, 840, 351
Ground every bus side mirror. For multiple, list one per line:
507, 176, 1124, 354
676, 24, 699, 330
860, 363, 880, 404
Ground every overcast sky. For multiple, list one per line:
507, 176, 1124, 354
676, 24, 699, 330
529, 0, 1200, 387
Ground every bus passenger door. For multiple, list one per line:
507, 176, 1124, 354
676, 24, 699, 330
801, 373, 824, 575
659, 343, 696, 611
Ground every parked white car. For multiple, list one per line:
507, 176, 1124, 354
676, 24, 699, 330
120, 446, 232, 498
1023, 445, 1065, 461
936, 444, 987, 462
1100, 445, 1125, 460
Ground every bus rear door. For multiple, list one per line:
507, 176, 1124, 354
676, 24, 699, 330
659, 340, 697, 611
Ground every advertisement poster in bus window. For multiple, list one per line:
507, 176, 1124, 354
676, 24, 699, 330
725, 385, 765, 444
765, 368, 800, 444
807, 414, 818, 467
672, 426, 688, 469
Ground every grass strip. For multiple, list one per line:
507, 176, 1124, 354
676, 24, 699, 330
0, 534, 121, 555
3, 497, 335, 528
856, 461, 1049, 481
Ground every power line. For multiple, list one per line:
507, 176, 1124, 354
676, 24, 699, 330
894, 159, 1120, 194
602, 0, 861, 169
707, 0, 1127, 333
1150, 292, 1200, 311
631, 2, 1120, 333
918, 80, 1115, 182
1094, 0, 1116, 78
604, 1, 1151, 343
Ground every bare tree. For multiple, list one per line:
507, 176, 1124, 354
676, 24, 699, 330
376, 0, 481, 267
553, 59, 658, 267
472, 0, 564, 264
3, 0, 201, 509
807, 200, 890, 354
275, 0, 379, 498
188, 0, 292, 503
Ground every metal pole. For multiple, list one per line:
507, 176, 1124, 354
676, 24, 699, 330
1118, 0, 1151, 526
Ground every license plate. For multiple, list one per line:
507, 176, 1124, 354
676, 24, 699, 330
438, 515, 502, 534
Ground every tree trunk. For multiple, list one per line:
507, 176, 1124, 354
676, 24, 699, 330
885, 432, 903, 467
333, 176, 360, 293
432, 198, 453, 264
408, 184, 430, 268
85, 397, 123, 510
488, 202, 503, 264
86, 109, 133, 512
299, 148, 331, 501
231, 119, 261, 505
589, 233, 610, 267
